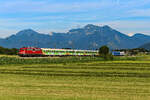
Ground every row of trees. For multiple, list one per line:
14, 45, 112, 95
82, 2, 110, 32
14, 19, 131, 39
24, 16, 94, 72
0, 46, 18, 55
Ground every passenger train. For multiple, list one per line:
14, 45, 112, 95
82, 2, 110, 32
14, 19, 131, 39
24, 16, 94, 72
18, 47, 99, 57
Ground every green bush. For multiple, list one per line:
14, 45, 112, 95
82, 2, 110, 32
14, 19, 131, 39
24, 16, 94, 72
0, 46, 18, 55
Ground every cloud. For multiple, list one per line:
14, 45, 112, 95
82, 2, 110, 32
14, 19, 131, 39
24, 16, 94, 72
0, 1, 102, 13
0, 0, 150, 38
0, 0, 130, 13
0, 0, 149, 14
129, 9, 150, 17
0, 18, 150, 38
99, 20, 150, 35
0, 29, 18, 38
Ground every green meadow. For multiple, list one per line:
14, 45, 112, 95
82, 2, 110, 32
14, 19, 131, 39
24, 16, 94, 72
0, 56, 150, 100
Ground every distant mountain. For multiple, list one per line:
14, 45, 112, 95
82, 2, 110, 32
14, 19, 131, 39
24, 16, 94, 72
139, 42, 150, 50
0, 29, 51, 48
0, 24, 150, 49
131, 33, 150, 44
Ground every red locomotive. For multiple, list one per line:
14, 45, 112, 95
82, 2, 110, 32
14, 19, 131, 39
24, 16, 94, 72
18, 47, 43, 57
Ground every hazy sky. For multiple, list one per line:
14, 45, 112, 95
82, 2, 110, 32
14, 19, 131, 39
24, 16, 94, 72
0, 0, 150, 38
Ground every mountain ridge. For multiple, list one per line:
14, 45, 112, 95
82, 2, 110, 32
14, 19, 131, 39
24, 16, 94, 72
0, 24, 150, 49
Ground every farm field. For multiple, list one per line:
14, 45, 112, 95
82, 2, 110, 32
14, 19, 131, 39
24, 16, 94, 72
0, 56, 150, 100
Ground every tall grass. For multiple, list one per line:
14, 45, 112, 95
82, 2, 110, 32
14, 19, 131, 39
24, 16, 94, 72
0, 56, 103, 65
0, 55, 148, 65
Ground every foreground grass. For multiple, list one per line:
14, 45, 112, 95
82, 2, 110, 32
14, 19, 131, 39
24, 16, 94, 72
0, 56, 150, 100
0, 55, 149, 65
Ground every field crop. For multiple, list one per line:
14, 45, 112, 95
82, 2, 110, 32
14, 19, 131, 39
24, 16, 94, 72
0, 56, 150, 100
0, 55, 147, 65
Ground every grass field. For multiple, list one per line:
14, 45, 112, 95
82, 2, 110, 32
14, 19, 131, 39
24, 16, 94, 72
0, 55, 150, 100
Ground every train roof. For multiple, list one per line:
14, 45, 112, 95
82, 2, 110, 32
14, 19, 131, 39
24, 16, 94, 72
20, 47, 41, 49
41, 48, 98, 52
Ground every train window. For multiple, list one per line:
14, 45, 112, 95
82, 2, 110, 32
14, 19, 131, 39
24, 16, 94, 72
35, 49, 41, 51
27, 49, 33, 51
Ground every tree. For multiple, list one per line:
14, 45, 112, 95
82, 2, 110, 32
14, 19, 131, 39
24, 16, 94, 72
99, 45, 109, 56
99, 45, 113, 60
0, 46, 18, 55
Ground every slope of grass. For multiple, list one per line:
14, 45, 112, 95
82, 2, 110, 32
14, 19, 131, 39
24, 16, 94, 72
0, 57, 150, 100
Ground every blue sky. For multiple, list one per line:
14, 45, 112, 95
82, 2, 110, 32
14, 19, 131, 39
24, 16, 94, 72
0, 0, 150, 38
